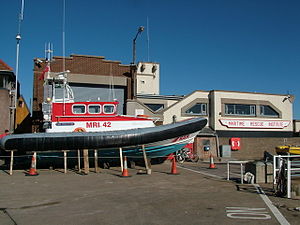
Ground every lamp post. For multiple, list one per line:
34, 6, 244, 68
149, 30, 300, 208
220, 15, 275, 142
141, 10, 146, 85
12, 0, 24, 132
132, 26, 144, 65
131, 26, 144, 98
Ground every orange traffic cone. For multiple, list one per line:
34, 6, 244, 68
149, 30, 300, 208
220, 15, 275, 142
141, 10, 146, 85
170, 155, 179, 175
27, 152, 39, 176
121, 156, 130, 177
208, 154, 216, 169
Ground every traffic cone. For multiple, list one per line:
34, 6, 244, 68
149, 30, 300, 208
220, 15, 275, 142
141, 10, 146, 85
27, 152, 39, 176
170, 155, 179, 175
121, 156, 130, 177
208, 154, 216, 169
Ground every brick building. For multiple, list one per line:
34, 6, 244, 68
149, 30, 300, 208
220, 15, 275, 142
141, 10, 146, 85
0, 59, 30, 134
0, 60, 15, 133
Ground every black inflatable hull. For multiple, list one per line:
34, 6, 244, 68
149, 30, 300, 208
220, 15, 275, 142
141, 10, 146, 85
0, 118, 207, 152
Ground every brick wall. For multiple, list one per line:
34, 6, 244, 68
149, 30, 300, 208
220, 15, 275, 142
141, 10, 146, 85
0, 89, 10, 133
219, 137, 300, 160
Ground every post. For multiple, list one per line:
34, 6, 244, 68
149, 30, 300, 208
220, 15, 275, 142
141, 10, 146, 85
227, 162, 230, 181
63, 150, 67, 174
287, 157, 291, 198
77, 150, 81, 173
94, 150, 99, 173
9, 150, 15, 175
119, 147, 123, 172
273, 155, 277, 184
142, 145, 151, 175
83, 149, 89, 175
240, 162, 244, 184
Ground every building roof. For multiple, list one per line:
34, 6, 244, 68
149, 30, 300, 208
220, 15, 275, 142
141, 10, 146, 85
0, 59, 13, 71
34, 54, 131, 76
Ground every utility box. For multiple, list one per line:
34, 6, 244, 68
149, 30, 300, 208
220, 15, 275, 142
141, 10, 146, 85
220, 145, 231, 158
245, 161, 273, 183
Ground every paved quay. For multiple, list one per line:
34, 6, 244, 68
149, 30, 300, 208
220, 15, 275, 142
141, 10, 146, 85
0, 162, 299, 225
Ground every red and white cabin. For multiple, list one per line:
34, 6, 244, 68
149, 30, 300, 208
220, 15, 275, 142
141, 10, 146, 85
45, 101, 155, 133
42, 69, 154, 133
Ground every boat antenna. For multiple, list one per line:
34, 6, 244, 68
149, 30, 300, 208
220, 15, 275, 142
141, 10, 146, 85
62, 0, 66, 115
108, 64, 116, 102
62, 0, 66, 73
13, 0, 25, 132
147, 16, 150, 62
45, 42, 53, 62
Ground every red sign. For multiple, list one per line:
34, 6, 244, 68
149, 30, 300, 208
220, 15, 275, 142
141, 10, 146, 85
230, 138, 240, 150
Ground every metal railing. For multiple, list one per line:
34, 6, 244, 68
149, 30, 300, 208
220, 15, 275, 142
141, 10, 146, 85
273, 155, 300, 198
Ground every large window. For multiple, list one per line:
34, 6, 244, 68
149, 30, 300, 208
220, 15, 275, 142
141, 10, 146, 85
225, 104, 256, 116
260, 105, 279, 117
145, 103, 164, 112
185, 103, 207, 115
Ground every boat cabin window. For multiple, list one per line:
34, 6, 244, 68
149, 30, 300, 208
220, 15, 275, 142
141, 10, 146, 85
103, 104, 115, 114
88, 105, 101, 114
72, 105, 86, 114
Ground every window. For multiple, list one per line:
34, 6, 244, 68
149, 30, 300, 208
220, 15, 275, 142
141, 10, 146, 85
0, 76, 3, 88
225, 104, 256, 116
72, 105, 86, 114
88, 105, 101, 114
145, 103, 164, 112
103, 104, 115, 114
260, 105, 279, 117
185, 103, 207, 115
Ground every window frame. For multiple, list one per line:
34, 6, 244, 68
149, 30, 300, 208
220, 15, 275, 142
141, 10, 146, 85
103, 104, 116, 114
259, 105, 279, 118
72, 104, 86, 114
144, 103, 165, 112
185, 103, 208, 116
88, 104, 101, 114
224, 103, 256, 117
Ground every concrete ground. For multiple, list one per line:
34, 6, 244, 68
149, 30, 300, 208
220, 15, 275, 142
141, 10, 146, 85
0, 161, 299, 225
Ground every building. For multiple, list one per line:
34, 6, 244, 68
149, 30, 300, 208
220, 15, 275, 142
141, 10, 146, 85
31, 54, 299, 160
0, 59, 30, 134
0, 59, 15, 133
127, 87, 297, 160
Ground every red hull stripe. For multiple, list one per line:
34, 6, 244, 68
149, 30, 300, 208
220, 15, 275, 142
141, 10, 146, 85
52, 116, 151, 122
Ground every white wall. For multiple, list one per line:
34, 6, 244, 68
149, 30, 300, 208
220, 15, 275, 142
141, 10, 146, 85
137, 62, 159, 95
211, 90, 293, 132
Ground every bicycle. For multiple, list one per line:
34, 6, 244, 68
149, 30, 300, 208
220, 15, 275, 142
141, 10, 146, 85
275, 158, 287, 197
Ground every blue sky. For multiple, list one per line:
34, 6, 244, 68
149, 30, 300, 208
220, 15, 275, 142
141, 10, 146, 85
1, 0, 300, 118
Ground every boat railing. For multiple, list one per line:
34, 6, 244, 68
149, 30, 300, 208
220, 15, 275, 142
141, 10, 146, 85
120, 114, 161, 122
55, 115, 118, 118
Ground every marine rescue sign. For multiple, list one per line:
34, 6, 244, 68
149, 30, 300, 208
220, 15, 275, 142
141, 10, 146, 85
219, 119, 290, 129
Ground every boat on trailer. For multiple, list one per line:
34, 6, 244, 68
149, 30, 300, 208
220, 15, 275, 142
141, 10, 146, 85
1, 117, 206, 158
0, 64, 207, 159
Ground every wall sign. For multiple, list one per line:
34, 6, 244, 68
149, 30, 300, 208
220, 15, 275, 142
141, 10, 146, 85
230, 138, 240, 150
220, 119, 290, 129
